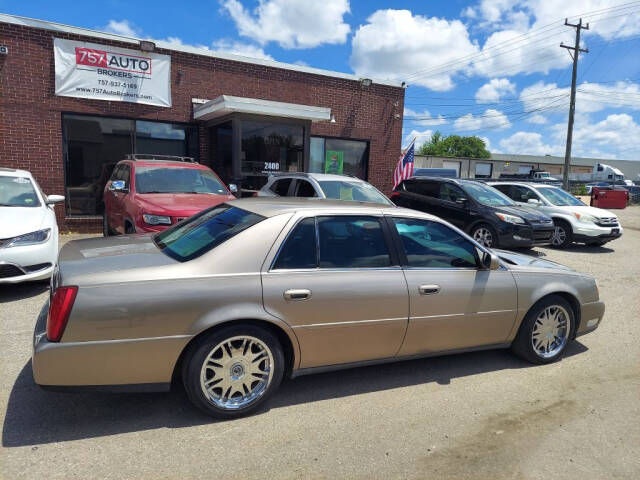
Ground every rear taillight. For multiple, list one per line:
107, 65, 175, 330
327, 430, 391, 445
46, 286, 78, 342
252, 192, 258, 197
389, 191, 401, 198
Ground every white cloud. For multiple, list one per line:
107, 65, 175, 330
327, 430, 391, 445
102, 20, 139, 37
403, 107, 447, 126
520, 80, 640, 115
475, 78, 516, 103
404, 129, 433, 149
527, 114, 548, 124
220, 0, 350, 48
554, 113, 640, 158
454, 109, 511, 132
350, 9, 479, 91
211, 39, 274, 60
499, 131, 564, 155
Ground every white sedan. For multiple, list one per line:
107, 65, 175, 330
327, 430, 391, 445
0, 168, 64, 283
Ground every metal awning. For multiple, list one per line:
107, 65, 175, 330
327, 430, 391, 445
193, 95, 331, 122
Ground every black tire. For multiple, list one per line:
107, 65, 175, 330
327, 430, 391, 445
124, 221, 136, 234
470, 223, 499, 249
182, 324, 285, 419
511, 295, 576, 364
102, 215, 111, 237
551, 219, 572, 248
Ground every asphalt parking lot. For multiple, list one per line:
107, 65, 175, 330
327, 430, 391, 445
2, 210, 639, 480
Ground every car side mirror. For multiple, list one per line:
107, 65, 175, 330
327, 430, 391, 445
109, 180, 126, 192
481, 251, 501, 270
46, 194, 65, 205
527, 198, 540, 205
228, 183, 238, 194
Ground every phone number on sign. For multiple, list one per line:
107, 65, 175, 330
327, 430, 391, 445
97, 79, 138, 89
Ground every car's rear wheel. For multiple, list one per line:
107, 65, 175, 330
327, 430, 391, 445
471, 223, 498, 248
551, 219, 572, 248
511, 295, 575, 364
182, 325, 284, 418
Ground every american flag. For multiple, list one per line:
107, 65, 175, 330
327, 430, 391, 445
393, 141, 415, 189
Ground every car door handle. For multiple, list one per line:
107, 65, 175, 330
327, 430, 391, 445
418, 284, 441, 295
283, 289, 312, 301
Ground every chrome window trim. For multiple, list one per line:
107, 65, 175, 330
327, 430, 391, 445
267, 266, 404, 274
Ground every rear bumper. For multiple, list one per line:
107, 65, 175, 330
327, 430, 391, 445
32, 301, 191, 388
576, 301, 605, 337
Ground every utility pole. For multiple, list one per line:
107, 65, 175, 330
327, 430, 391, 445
560, 18, 589, 191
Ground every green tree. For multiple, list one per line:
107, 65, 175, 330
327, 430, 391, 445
417, 131, 490, 158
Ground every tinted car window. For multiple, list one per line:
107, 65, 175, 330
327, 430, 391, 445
296, 180, 317, 198
154, 205, 264, 262
273, 217, 317, 269
492, 184, 512, 197
393, 218, 478, 268
270, 178, 292, 196
461, 182, 515, 207
405, 180, 440, 198
120, 165, 131, 186
318, 216, 390, 268
110, 165, 122, 181
511, 185, 539, 202
439, 183, 466, 202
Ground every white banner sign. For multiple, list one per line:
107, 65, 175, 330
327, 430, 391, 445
54, 38, 171, 107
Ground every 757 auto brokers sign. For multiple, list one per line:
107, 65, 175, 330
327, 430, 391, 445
53, 38, 171, 107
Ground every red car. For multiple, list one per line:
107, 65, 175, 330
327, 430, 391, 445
103, 155, 235, 235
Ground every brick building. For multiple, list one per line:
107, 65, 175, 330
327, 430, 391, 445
0, 14, 405, 232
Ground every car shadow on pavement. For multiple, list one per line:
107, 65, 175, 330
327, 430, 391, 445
2, 342, 588, 447
0, 282, 49, 303
563, 244, 615, 253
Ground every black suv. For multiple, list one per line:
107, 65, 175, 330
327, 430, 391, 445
390, 177, 554, 248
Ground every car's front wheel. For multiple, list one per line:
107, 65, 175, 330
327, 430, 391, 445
511, 295, 575, 364
471, 223, 499, 248
182, 325, 285, 418
551, 219, 572, 248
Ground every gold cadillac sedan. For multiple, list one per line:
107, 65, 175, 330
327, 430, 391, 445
33, 198, 604, 418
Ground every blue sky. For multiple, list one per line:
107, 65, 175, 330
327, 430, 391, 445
3, 0, 640, 159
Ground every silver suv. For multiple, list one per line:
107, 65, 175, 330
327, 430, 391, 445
490, 182, 623, 248
257, 173, 393, 205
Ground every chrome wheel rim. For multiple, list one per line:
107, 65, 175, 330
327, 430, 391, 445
531, 305, 570, 359
551, 226, 566, 246
200, 335, 274, 410
473, 227, 493, 247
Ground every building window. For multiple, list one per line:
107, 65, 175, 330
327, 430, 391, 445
475, 162, 493, 178
240, 119, 304, 192
62, 114, 198, 216
309, 137, 369, 179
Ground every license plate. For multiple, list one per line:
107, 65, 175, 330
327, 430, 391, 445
612, 228, 619, 235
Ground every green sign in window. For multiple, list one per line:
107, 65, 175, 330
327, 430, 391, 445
324, 150, 344, 174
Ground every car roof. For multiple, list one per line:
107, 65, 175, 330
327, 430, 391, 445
270, 173, 363, 182
225, 197, 433, 219
118, 159, 209, 169
0, 167, 33, 178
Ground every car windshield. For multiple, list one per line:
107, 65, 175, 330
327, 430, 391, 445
0, 176, 41, 207
462, 182, 515, 207
537, 187, 585, 206
154, 205, 264, 262
135, 167, 228, 195
318, 180, 392, 205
